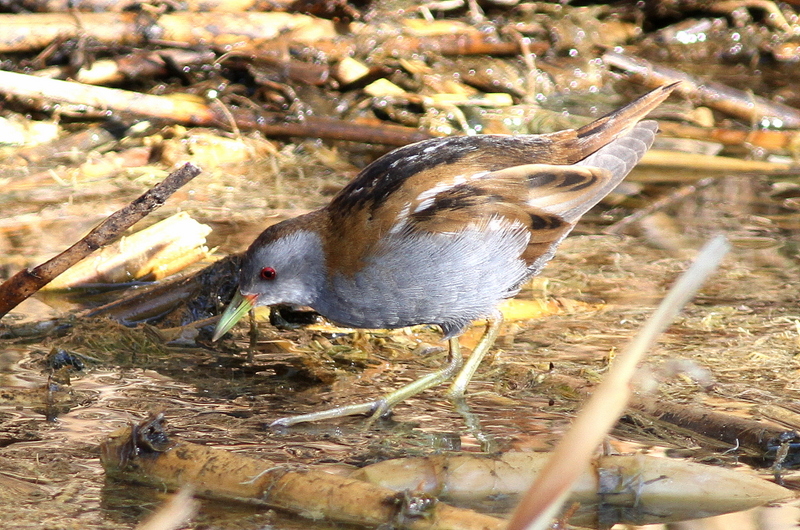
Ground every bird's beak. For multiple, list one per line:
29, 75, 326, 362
212, 291, 258, 341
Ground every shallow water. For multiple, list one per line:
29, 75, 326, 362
2, 165, 800, 528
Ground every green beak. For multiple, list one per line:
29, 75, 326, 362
212, 291, 257, 341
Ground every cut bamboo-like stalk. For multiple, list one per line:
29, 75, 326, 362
44, 212, 212, 290
641, 150, 790, 172
100, 414, 505, 530
356, 452, 793, 525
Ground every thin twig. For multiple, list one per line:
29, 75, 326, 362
604, 177, 717, 235
0, 163, 202, 318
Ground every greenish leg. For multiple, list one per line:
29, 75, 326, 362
452, 395, 498, 453
446, 311, 503, 399
270, 401, 377, 427
270, 337, 464, 428
368, 337, 464, 420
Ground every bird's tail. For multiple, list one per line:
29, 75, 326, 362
570, 82, 679, 161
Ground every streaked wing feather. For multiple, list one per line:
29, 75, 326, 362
481, 164, 614, 223
326, 87, 671, 276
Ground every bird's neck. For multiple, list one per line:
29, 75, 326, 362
285, 213, 330, 307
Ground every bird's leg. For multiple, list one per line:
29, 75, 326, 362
270, 336, 464, 427
246, 307, 258, 364
447, 312, 503, 451
452, 396, 498, 453
446, 310, 504, 399
368, 336, 464, 420
270, 401, 376, 427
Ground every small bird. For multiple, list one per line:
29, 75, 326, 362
213, 83, 677, 426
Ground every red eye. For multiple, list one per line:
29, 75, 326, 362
260, 267, 277, 280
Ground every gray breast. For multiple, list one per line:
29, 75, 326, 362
312, 219, 531, 337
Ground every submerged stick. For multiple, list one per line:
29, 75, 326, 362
101, 414, 505, 530
604, 177, 717, 235
0, 163, 201, 318
357, 451, 791, 526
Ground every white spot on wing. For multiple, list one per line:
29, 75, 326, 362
411, 171, 492, 214
389, 201, 413, 234
412, 180, 461, 213
486, 217, 516, 231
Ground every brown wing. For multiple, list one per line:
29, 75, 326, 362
406, 117, 661, 267
405, 164, 611, 267
323, 149, 542, 274
324, 84, 676, 274
324, 135, 569, 274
